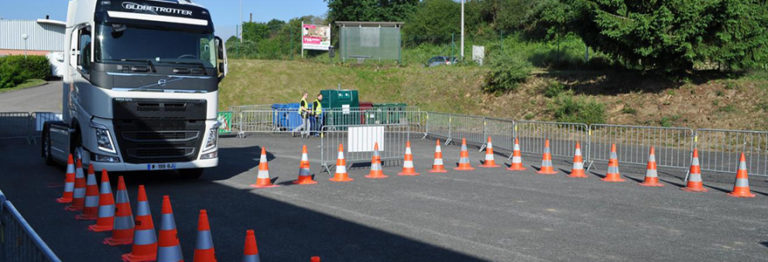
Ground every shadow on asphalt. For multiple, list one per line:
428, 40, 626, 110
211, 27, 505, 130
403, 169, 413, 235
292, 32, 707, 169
1, 143, 488, 262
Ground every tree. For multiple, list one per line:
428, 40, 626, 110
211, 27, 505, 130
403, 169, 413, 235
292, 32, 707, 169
326, 0, 418, 24
403, 0, 460, 44
545, 0, 768, 71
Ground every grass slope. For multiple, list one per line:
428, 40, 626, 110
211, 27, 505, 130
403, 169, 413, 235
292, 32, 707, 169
219, 59, 768, 130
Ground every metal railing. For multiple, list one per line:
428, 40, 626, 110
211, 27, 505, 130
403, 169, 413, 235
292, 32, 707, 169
589, 124, 695, 169
695, 129, 768, 177
514, 121, 590, 163
0, 112, 33, 142
484, 117, 515, 153
320, 123, 410, 173
448, 114, 486, 148
0, 191, 60, 262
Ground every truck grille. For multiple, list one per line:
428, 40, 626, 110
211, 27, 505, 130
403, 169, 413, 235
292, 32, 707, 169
112, 99, 206, 163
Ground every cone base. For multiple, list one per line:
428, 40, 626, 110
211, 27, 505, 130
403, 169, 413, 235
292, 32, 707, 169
537, 169, 558, 175
122, 252, 157, 262
681, 187, 708, 192
398, 172, 420, 176
365, 174, 389, 179
568, 171, 588, 178
454, 166, 475, 171
728, 190, 756, 198
293, 179, 318, 185
479, 163, 500, 168
250, 183, 280, 188
639, 181, 664, 187
429, 169, 448, 173
104, 237, 133, 246
75, 213, 98, 220
329, 176, 353, 182
88, 224, 113, 232
601, 174, 625, 182
506, 166, 526, 171
65, 205, 83, 211
56, 197, 73, 204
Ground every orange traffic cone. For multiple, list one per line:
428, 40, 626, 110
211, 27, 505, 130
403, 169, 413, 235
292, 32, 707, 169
158, 195, 183, 262
242, 230, 260, 262
330, 144, 353, 182
294, 145, 317, 185
122, 185, 157, 262
104, 176, 134, 246
66, 158, 86, 211
193, 210, 217, 262
602, 144, 625, 182
569, 142, 587, 178
537, 139, 558, 175
479, 137, 500, 168
76, 164, 99, 220
639, 147, 664, 187
89, 169, 115, 232
507, 138, 526, 171
429, 139, 447, 173
311, 257, 320, 262
56, 154, 76, 203
251, 147, 279, 188
366, 143, 388, 179
681, 148, 707, 192
728, 153, 756, 198
454, 138, 475, 171
398, 141, 419, 176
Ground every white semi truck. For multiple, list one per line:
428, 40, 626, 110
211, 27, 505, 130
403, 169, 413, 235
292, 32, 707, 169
42, 0, 227, 178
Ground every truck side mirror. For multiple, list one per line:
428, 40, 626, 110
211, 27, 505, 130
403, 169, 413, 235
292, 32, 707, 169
214, 36, 228, 82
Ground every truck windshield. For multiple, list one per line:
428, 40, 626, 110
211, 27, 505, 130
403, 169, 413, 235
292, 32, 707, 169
95, 24, 216, 68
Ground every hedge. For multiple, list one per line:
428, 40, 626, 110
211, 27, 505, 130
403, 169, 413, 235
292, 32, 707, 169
0, 55, 51, 89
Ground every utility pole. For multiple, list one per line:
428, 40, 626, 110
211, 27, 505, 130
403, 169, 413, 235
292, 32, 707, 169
460, 0, 465, 61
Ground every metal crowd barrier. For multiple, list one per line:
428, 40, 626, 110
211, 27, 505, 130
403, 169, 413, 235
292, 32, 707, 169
484, 117, 515, 153
425, 112, 452, 143
0, 191, 61, 262
0, 112, 33, 142
589, 124, 694, 170
695, 129, 768, 177
448, 114, 486, 148
320, 124, 410, 173
514, 121, 590, 164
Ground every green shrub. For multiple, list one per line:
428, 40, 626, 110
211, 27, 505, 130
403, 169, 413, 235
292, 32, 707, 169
0, 55, 51, 88
483, 54, 531, 94
717, 104, 737, 113
659, 115, 680, 127
621, 105, 637, 115
543, 81, 565, 98
549, 91, 605, 124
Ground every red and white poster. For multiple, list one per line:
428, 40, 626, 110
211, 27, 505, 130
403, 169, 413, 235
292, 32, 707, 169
302, 23, 331, 51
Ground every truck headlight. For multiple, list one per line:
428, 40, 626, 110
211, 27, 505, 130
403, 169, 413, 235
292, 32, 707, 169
94, 127, 116, 154
204, 127, 218, 151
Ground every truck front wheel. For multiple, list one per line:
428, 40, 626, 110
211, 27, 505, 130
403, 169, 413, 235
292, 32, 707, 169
41, 124, 54, 165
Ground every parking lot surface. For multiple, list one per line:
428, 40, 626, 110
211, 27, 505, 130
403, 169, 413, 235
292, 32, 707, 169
1, 135, 767, 261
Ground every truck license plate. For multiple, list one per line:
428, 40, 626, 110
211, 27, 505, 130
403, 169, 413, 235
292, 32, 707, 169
147, 163, 177, 171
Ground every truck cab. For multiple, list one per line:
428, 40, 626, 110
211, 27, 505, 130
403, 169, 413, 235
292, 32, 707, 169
43, 0, 227, 178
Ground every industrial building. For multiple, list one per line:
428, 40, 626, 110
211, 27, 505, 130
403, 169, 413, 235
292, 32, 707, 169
0, 18, 65, 56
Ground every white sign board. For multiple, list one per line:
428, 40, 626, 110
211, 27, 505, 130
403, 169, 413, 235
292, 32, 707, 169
348, 126, 384, 153
472, 45, 485, 66
302, 23, 331, 51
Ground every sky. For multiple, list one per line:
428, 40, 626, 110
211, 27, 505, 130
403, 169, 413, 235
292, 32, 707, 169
0, 0, 330, 39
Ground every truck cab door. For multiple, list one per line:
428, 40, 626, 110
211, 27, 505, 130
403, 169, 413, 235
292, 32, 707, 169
215, 36, 228, 82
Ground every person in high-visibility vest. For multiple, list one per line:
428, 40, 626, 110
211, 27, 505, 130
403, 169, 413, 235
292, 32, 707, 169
311, 93, 323, 136
292, 92, 310, 137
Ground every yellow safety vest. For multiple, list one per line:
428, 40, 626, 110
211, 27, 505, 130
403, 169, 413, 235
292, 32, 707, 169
314, 100, 322, 115
298, 98, 308, 114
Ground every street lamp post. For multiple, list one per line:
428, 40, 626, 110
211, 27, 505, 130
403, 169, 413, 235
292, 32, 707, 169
21, 33, 28, 58
460, 0, 464, 61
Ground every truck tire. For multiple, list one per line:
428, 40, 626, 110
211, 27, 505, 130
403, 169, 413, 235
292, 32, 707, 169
179, 168, 204, 179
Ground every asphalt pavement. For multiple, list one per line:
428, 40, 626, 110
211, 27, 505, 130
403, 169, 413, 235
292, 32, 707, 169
0, 81, 62, 112
1, 135, 767, 261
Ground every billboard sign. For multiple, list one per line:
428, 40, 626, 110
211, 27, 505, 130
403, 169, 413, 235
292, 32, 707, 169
302, 23, 331, 51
